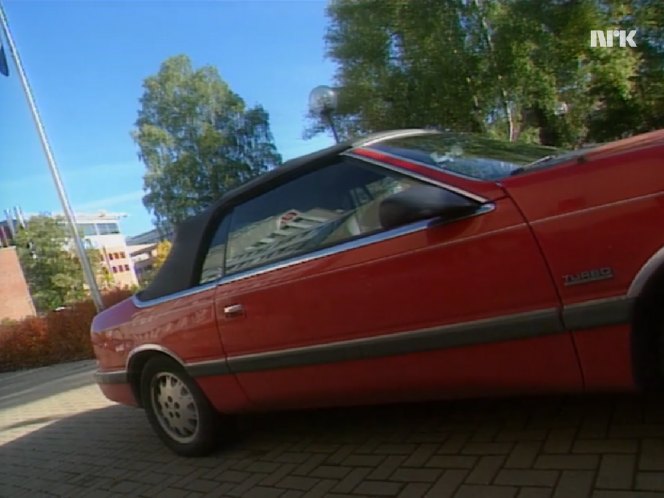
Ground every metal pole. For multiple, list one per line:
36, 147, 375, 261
0, 2, 104, 311
323, 110, 340, 144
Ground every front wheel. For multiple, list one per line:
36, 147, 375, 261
140, 356, 222, 456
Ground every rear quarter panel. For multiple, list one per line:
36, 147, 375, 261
501, 144, 664, 304
501, 143, 664, 389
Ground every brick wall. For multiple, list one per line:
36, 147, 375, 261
0, 247, 36, 321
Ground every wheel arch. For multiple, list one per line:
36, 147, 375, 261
126, 345, 187, 407
629, 246, 664, 389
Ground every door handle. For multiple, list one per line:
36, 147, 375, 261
223, 304, 245, 318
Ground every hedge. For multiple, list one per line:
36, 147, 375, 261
0, 288, 132, 372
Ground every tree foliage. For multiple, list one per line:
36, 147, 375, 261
133, 55, 282, 231
14, 216, 99, 312
310, 0, 663, 147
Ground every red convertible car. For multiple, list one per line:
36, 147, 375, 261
92, 129, 664, 456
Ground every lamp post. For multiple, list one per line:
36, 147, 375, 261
0, 1, 105, 311
309, 85, 340, 144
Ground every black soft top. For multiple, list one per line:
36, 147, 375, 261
137, 141, 351, 302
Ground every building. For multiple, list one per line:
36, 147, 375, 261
74, 212, 138, 288
1, 209, 138, 289
0, 246, 36, 321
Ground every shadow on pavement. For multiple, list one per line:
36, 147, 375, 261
1, 393, 663, 497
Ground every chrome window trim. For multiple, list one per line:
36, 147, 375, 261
349, 147, 506, 184
353, 128, 439, 147
215, 204, 494, 287
344, 151, 488, 203
132, 281, 217, 309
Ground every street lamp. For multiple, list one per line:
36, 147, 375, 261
309, 85, 340, 143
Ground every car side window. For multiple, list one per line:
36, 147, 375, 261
199, 215, 231, 284
224, 158, 424, 275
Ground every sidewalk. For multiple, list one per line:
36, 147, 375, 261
2, 360, 664, 497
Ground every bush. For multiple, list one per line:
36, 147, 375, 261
0, 288, 132, 372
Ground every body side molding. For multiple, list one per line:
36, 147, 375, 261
95, 297, 634, 385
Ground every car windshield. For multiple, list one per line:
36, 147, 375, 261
370, 133, 564, 181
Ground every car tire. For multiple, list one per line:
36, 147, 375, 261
140, 356, 222, 456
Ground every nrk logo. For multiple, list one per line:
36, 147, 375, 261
590, 29, 637, 48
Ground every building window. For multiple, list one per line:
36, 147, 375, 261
109, 253, 114, 260
76, 223, 97, 236
97, 223, 120, 235
112, 266, 117, 273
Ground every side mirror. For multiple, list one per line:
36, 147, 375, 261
379, 185, 479, 230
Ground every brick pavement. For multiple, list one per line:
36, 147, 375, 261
2, 361, 664, 497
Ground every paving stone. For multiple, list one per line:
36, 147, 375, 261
573, 440, 638, 454
305, 479, 338, 498
403, 444, 439, 467
331, 467, 371, 494
367, 455, 406, 480
592, 491, 664, 498
398, 483, 431, 498
534, 455, 599, 470
552, 470, 595, 498
635, 472, 664, 492
309, 465, 352, 479
242, 486, 285, 498
465, 456, 506, 484
391, 468, 442, 483
596, 455, 636, 490
424, 469, 469, 498
354, 481, 403, 496
2, 361, 664, 498
505, 442, 541, 469
494, 470, 559, 487
425, 456, 478, 469
639, 439, 664, 471
543, 429, 576, 454
517, 487, 552, 498
454, 484, 518, 498
275, 476, 318, 491
461, 442, 513, 455
343, 454, 385, 467
438, 434, 471, 454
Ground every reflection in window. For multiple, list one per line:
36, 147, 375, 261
225, 159, 424, 275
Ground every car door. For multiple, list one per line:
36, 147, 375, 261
213, 156, 583, 409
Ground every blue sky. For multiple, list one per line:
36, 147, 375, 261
0, 0, 336, 236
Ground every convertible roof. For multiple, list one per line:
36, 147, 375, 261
137, 129, 437, 302
137, 140, 353, 302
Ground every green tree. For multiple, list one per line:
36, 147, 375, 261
133, 55, 282, 231
14, 216, 98, 312
312, 0, 663, 147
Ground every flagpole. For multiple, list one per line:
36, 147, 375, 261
0, 2, 105, 311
